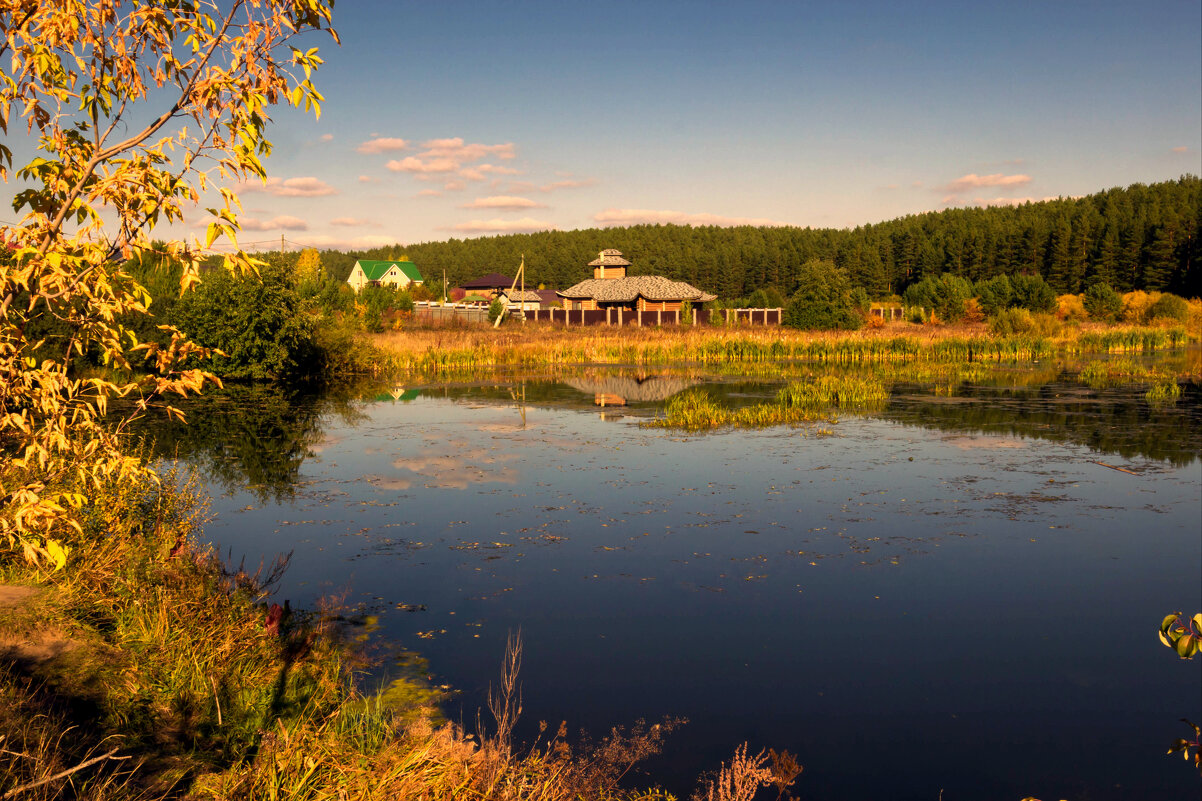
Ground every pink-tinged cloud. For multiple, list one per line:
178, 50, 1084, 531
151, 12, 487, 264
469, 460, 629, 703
387, 156, 460, 174
944, 173, 1032, 194
357, 137, 410, 154
358, 175, 376, 183
419, 137, 516, 161
1172, 146, 1189, 153
330, 217, 378, 227
442, 180, 465, 192
238, 215, 308, 231
417, 189, 441, 197
319, 133, 334, 142
239, 176, 337, 197
460, 195, 545, 210
593, 208, 790, 228
540, 178, 595, 192
450, 217, 557, 234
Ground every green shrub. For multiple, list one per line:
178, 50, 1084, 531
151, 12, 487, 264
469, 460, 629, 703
783, 259, 865, 330
1010, 274, 1057, 312
1082, 282, 1122, 322
1147, 292, 1189, 323
903, 274, 973, 322
975, 274, 1013, 316
172, 263, 321, 381
488, 298, 505, 324
989, 307, 1035, 336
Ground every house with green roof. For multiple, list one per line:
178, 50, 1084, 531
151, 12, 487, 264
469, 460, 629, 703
346, 259, 423, 291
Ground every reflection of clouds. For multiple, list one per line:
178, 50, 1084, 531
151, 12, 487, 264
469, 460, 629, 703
367, 475, 412, 490
476, 423, 527, 433
310, 435, 344, 453
374, 449, 521, 489
945, 436, 1027, 450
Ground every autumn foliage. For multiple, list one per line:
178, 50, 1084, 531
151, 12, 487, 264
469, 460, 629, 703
0, 0, 336, 567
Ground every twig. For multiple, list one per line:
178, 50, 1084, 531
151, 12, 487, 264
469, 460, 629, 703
2, 748, 125, 798
1091, 460, 1139, 476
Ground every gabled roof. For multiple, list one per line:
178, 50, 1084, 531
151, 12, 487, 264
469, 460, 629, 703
502, 289, 542, 302
355, 259, 422, 282
460, 272, 513, 289
558, 275, 716, 303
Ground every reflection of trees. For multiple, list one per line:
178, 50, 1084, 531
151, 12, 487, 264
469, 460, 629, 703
120, 382, 371, 503
881, 382, 1201, 466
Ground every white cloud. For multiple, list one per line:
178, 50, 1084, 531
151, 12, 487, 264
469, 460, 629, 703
943, 172, 1032, 194
460, 195, 545, 210
593, 208, 790, 227
238, 215, 309, 231
357, 137, 410, 154
239, 176, 337, 197
450, 217, 557, 234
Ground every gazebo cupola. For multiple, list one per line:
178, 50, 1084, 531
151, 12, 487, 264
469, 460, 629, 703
589, 248, 631, 280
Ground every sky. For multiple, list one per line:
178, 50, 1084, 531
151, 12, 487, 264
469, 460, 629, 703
36, 0, 1202, 251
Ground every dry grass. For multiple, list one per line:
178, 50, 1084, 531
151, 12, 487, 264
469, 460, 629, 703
365, 320, 1193, 377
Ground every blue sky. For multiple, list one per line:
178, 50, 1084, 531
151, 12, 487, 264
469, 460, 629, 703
203, 0, 1202, 250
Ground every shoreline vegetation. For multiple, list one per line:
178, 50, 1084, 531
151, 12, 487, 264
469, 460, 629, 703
364, 320, 1196, 376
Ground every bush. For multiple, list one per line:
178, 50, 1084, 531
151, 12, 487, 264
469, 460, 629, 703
1121, 290, 1156, 323
1147, 292, 1189, 324
975, 274, 1013, 316
1009, 274, 1057, 312
988, 308, 1061, 337
1056, 294, 1087, 322
783, 259, 864, 330
488, 298, 505, 324
903, 274, 973, 322
1082, 282, 1122, 322
172, 264, 322, 381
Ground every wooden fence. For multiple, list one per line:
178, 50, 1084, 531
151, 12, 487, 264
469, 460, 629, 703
526, 308, 783, 326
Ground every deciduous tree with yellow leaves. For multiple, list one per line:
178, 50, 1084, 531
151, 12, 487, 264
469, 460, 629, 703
0, 1, 336, 567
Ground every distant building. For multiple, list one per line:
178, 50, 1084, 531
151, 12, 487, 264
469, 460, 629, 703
458, 272, 514, 301
346, 259, 423, 291
557, 249, 715, 312
500, 289, 543, 312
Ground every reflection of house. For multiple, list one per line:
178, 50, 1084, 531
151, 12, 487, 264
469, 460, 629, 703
347, 259, 423, 291
564, 374, 699, 407
557, 250, 716, 312
458, 272, 514, 301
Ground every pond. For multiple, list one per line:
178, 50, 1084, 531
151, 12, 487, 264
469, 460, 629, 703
133, 357, 1201, 800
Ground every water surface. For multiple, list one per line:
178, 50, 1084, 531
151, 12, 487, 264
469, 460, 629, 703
137, 362, 1201, 800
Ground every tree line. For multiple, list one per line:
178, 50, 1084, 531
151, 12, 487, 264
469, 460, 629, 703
308, 175, 1199, 300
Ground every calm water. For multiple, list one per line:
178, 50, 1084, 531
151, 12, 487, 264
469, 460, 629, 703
138, 362, 1201, 800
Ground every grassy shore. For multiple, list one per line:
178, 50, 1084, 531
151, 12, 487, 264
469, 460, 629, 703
366, 320, 1195, 377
